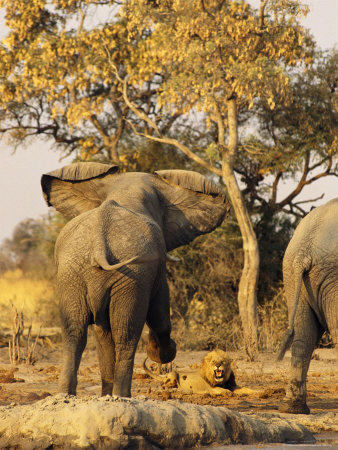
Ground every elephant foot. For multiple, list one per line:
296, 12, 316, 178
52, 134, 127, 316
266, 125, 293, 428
101, 379, 114, 396
278, 399, 310, 415
147, 334, 176, 364
58, 378, 77, 396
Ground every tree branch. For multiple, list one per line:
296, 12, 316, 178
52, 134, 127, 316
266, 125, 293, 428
126, 118, 222, 176
278, 154, 335, 209
278, 152, 310, 208
77, 9, 86, 35
259, 0, 268, 28
271, 171, 283, 204
111, 67, 222, 176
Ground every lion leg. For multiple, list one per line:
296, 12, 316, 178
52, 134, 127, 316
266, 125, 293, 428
208, 386, 232, 396
233, 386, 261, 396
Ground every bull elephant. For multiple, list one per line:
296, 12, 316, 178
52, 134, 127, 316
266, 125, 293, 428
41, 162, 229, 397
277, 198, 338, 414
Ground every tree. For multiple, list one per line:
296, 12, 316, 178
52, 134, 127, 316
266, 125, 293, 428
115, 0, 313, 345
1, 213, 65, 278
2, 0, 334, 349
236, 47, 338, 303
238, 47, 338, 221
0, 0, 180, 163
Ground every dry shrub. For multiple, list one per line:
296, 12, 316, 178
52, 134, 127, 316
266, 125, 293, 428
170, 283, 290, 354
170, 294, 244, 352
258, 287, 288, 352
8, 305, 41, 365
167, 223, 243, 351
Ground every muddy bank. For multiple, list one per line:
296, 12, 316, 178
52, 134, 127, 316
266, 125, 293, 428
0, 394, 315, 449
0, 335, 336, 448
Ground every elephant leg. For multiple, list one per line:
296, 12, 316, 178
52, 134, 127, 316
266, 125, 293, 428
92, 324, 116, 396
58, 310, 89, 395
325, 294, 338, 354
279, 300, 322, 414
58, 277, 90, 395
146, 278, 176, 364
112, 344, 138, 397
109, 285, 148, 397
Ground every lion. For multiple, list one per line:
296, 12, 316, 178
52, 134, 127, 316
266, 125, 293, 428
143, 349, 257, 396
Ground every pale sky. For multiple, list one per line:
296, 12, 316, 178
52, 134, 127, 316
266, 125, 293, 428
0, 0, 337, 243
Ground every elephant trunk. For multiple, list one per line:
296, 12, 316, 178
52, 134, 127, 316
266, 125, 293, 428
142, 357, 165, 382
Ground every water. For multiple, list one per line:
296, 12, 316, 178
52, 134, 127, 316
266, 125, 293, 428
208, 433, 338, 449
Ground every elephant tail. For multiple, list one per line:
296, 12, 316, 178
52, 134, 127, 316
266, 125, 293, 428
90, 202, 162, 271
92, 252, 158, 271
276, 328, 295, 361
277, 259, 310, 361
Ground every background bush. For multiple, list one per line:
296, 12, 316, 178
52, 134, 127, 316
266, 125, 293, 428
0, 188, 324, 353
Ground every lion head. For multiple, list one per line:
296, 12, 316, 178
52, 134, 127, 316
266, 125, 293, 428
200, 349, 233, 388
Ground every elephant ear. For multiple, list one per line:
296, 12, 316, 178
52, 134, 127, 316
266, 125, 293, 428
155, 169, 229, 251
41, 162, 119, 220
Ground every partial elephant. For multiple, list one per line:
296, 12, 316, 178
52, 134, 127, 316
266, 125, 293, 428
41, 162, 229, 397
277, 198, 338, 414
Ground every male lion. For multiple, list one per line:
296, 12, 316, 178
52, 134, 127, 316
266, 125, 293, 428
143, 349, 256, 396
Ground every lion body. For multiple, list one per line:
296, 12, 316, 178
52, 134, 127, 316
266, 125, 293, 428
143, 349, 255, 396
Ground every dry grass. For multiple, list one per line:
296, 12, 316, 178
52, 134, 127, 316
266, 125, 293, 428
0, 270, 291, 358
0, 269, 56, 330
170, 287, 289, 357
8, 305, 41, 365
258, 287, 288, 352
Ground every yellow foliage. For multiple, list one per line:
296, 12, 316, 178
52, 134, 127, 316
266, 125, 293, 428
0, 0, 313, 165
0, 270, 54, 329
0, 0, 133, 136
124, 0, 311, 115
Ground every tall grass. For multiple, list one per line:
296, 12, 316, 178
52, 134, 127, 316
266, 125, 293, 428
0, 269, 291, 356
258, 287, 288, 352
0, 269, 57, 330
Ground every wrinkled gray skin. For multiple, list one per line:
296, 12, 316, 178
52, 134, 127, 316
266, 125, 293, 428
41, 162, 229, 397
278, 198, 338, 414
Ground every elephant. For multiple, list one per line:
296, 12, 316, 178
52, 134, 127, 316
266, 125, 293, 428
277, 198, 338, 414
41, 162, 229, 397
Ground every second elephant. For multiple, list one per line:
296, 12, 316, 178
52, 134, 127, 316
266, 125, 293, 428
41, 162, 229, 397
278, 198, 338, 414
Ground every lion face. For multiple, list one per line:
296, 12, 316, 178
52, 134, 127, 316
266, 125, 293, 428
200, 349, 233, 387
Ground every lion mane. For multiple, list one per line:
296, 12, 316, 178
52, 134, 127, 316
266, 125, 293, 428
143, 349, 242, 396
200, 349, 237, 390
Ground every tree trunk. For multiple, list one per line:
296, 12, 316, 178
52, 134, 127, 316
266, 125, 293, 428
222, 98, 259, 348
118, 78, 260, 349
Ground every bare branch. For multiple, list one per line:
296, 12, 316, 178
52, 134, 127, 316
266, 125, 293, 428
281, 205, 306, 219
293, 193, 325, 206
278, 154, 336, 210
77, 9, 86, 36
271, 171, 283, 204
278, 152, 311, 208
259, 0, 268, 28
159, 113, 181, 136
126, 118, 222, 176
108, 63, 222, 176
121, 76, 161, 137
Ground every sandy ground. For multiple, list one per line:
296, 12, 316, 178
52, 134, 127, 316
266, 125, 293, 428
0, 329, 337, 447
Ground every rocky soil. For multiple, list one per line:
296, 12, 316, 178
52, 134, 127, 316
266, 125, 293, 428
0, 329, 336, 448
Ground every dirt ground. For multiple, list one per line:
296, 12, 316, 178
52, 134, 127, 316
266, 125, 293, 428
0, 328, 337, 418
